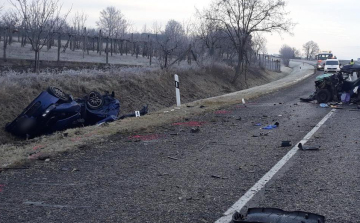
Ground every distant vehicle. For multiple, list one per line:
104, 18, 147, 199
316, 52, 333, 70
324, 59, 340, 72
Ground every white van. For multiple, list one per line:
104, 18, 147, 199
324, 59, 340, 72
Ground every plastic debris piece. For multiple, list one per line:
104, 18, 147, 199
262, 125, 277, 130
319, 103, 329, 108
254, 123, 262, 126
281, 141, 292, 147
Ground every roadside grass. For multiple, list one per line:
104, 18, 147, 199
0, 61, 294, 168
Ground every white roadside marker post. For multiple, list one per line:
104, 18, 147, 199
175, 74, 181, 107
135, 111, 140, 117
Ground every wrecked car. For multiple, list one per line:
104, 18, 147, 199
5, 86, 120, 138
302, 65, 360, 103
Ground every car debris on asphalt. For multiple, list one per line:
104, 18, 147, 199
320, 103, 329, 108
231, 208, 325, 223
262, 122, 279, 130
281, 141, 292, 147
298, 143, 320, 151
190, 127, 201, 133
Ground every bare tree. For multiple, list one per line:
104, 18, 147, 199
155, 20, 187, 69
201, 0, 294, 83
292, 47, 301, 58
151, 21, 162, 35
1, 10, 19, 61
96, 6, 127, 38
303, 40, 319, 60
279, 44, 295, 67
10, 0, 70, 72
252, 34, 267, 55
72, 11, 88, 35
194, 12, 225, 58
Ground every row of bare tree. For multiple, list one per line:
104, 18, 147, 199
279, 41, 320, 67
1, 0, 295, 83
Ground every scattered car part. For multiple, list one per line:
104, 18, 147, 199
319, 103, 329, 108
231, 208, 325, 223
298, 143, 320, 151
281, 141, 292, 147
262, 125, 277, 130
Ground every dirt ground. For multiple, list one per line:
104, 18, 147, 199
0, 62, 288, 146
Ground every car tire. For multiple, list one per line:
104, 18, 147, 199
86, 91, 104, 110
47, 86, 70, 102
316, 89, 332, 103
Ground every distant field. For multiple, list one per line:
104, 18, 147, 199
0, 41, 152, 66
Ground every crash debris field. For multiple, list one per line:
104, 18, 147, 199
0, 63, 287, 146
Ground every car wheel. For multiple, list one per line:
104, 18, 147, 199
87, 91, 104, 110
316, 89, 332, 103
48, 86, 70, 102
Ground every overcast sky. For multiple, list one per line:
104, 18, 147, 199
2, 0, 359, 59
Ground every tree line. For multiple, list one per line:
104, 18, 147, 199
279, 40, 321, 67
1, 0, 295, 83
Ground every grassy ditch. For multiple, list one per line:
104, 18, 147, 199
0, 62, 289, 167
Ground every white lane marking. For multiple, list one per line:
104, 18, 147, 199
215, 109, 336, 223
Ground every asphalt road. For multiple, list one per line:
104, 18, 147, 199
1, 69, 359, 223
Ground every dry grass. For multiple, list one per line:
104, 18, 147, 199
0, 61, 293, 168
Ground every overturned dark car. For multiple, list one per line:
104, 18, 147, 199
5, 86, 122, 138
